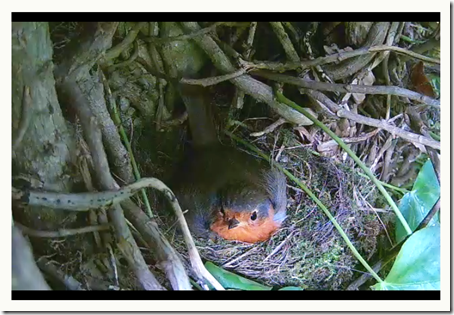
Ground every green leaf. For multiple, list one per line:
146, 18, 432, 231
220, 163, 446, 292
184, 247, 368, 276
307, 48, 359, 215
204, 261, 272, 291
372, 226, 440, 290
396, 160, 440, 243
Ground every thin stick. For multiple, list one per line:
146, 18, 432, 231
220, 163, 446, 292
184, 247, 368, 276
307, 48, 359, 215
15, 223, 110, 238
108, 40, 140, 71
242, 44, 440, 72
250, 118, 287, 137
269, 22, 300, 63
104, 22, 146, 61
317, 129, 380, 152
100, 70, 154, 218
36, 257, 85, 290
181, 69, 247, 87
337, 109, 440, 150
134, 178, 225, 291
252, 70, 440, 107
12, 178, 180, 211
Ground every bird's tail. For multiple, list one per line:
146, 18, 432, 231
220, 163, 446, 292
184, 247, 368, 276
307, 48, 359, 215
178, 83, 218, 147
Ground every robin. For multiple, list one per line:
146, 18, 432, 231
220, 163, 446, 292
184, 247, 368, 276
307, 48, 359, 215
171, 84, 287, 244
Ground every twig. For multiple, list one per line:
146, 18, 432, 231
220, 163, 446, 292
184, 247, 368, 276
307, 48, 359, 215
231, 22, 257, 112
251, 70, 440, 107
317, 129, 380, 152
394, 22, 406, 44
181, 69, 247, 87
337, 109, 440, 150
146, 22, 169, 132
323, 22, 390, 80
160, 111, 188, 128
250, 118, 287, 137
142, 22, 249, 44
263, 230, 296, 262
84, 69, 135, 185
36, 257, 85, 290
269, 22, 300, 63
303, 88, 340, 118
100, 70, 153, 217
104, 22, 146, 61
366, 22, 401, 71
106, 243, 120, 287
244, 22, 257, 60
131, 178, 225, 291
12, 177, 178, 211
243, 43, 440, 72
56, 79, 163, 290
108, 40, 140, 71
179, 22, 313, 126
222, 247, 257, 268
121, 199, 193, 290
15, 223, 110, 238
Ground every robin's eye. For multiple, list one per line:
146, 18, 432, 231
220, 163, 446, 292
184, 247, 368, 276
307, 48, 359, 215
250, 211, 257, 221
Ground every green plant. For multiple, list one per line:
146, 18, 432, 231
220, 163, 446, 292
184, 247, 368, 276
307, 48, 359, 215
373, 160, 440, 290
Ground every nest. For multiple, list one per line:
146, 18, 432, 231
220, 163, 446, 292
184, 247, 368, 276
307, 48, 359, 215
156, 128, 393, 290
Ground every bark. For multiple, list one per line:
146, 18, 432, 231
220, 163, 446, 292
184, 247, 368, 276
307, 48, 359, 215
12, 22, 77, 229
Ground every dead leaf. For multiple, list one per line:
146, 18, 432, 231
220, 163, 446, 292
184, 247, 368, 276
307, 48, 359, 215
410, 61, 435, 98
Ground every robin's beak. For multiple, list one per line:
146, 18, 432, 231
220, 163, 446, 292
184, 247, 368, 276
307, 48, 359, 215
228, 218, 240, 230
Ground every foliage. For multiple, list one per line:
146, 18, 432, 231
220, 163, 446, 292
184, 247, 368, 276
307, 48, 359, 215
373, 160, 440, 290
395, 160, 440, 243
372, 226, 440, 290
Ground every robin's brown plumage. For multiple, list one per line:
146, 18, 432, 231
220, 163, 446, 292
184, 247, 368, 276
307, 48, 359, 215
171, 84, 287, 244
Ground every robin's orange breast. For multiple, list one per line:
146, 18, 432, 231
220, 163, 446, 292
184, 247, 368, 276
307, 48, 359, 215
210, 206, 282, 243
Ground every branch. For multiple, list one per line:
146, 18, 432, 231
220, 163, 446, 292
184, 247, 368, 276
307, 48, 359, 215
36, 257, 85, 290
323, 22, 390, 80
16, 222, 110, 238
179, 22, 313, 126
269, 22, 300, 63
103, 22, 146, 61
181, 68, 247, 87
12, 178, 185, 211
129, 178, 225, 291
337, 109, 440, 150
142, 22, 249, 44
121, 199, 193, 290
56, 79, 164, 290
252, 70, 440, 107
242, 44, 439, 71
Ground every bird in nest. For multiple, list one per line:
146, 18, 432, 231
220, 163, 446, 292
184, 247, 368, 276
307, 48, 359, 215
170, 84, 287, 244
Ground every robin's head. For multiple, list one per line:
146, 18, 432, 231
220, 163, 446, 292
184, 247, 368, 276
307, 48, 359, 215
210, 185, 282, 243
